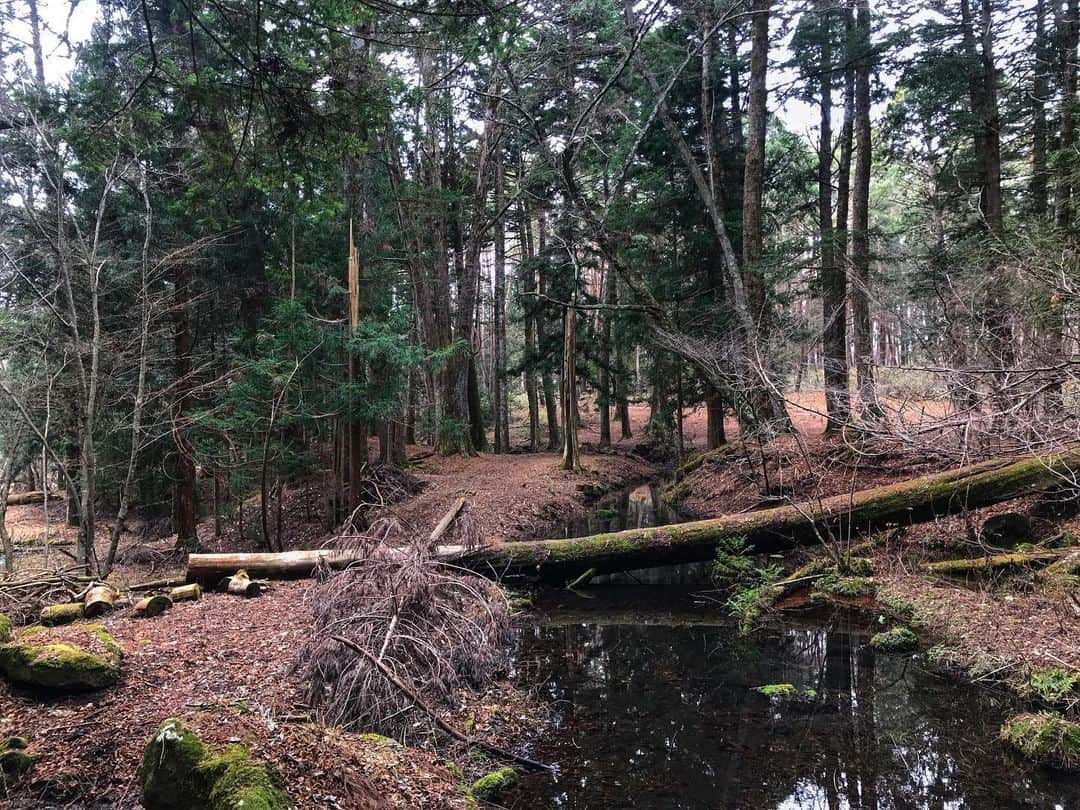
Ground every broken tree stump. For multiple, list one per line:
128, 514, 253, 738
226, 570, 263, 597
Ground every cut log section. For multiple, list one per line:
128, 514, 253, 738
184, 451, 1080, 584
133, 595, 173, 618
84, 585, 117, 618
169, 584, 202, 602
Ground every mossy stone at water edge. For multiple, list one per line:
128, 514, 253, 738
0, 625, 122, 692
471, 767, 518, 802
139, 719, 292, 810
1000, 712, 1080, 769
869, 626, 918, 653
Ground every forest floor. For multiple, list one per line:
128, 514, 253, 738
2, 390, 1077, 807
0, 414, 660, 809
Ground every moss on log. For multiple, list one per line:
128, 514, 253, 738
185, 451, 1080, 584
924, 549, 1069, 576
456, 451, 1080, 581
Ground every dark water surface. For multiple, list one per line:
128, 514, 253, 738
505, 485, 1080, 809
510, 588, 1080, 809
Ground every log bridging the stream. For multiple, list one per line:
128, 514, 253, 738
185, 451, 1080, 584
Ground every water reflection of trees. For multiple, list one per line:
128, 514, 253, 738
515, 612, 1078, 809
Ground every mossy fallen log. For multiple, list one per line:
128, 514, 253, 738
185, 451, 1080, 584
924, 549, 1070, 576
456, 450, 1080, 581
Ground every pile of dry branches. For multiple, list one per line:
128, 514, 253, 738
294, 521, 511, 741
0, 564, 92, 623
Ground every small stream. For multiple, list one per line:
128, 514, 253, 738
507, 482, 1080, 809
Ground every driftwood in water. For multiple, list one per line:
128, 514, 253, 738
456, 450, 1080, 581
924, 549, 1070, 576
185, 452, 1080, 584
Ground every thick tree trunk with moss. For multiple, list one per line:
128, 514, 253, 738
186, 452, 1079, 583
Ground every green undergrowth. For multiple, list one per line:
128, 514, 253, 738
1000, 712, 1080, 769
1021, 667, 1080, 705
869, 626, 918, 653
712, 537, 782, 633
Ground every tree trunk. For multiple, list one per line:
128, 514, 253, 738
560, 306, 580, 471
519, 199, 541, 451
850, 0, 882, 421
819, 0, 850, 431
493, 158, 509, 453
1057, 0, 1078, 228
172, 262, 199, 552
598, 262, 614, 448
1032, 0, 1051, 218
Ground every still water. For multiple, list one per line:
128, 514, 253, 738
510, 588, 1080, 809
507, 484, 1080, 809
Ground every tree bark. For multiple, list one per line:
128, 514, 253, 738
493, 158, 509, 453
819, 0, 850, 431
560, 306, 581, 471
850, 0, 882, 421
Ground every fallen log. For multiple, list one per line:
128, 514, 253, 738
6, 491, 54, 506
456, 450, 1080, 581
924, 549, 1070, 576
184, 451, 1080, 584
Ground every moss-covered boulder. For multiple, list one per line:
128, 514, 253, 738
869, 626, 918, 653
1000, 712, 1080, 769
0, 625, 122, 692
40, 603, 84, 626
0, 736, 35, 778
139, 719, 291, 810
0, 613, 12, 643
471, 767, 517, 803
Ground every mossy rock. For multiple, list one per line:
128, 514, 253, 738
1000, 712, 1080, 769
0, 625, 122, 692
140, 719, 212, 810
981, 512, 1033, 548
471, 767, 517, 803
869, 626, 918, 653
40, 602, 85, 626
0, 736, 34, 778
0, 613, 12, 643
140, 719, 291, 810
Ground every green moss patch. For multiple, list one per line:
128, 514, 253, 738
1000, 712, 1080, 769
0, 633, 121, 692
814, 574, 876, 598
869, 626, 918, 653
753, 683, 796, 698
139, 719, 291, 810
0, 613, 12, 643
471, 767, 517, 803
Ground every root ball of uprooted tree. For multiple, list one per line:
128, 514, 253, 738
292, 524, 511, 742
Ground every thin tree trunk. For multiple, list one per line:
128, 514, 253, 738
560, 306, 580, 471
819, 0, 849, 431
493, 158, 509, 453
850, 0, 882, 421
